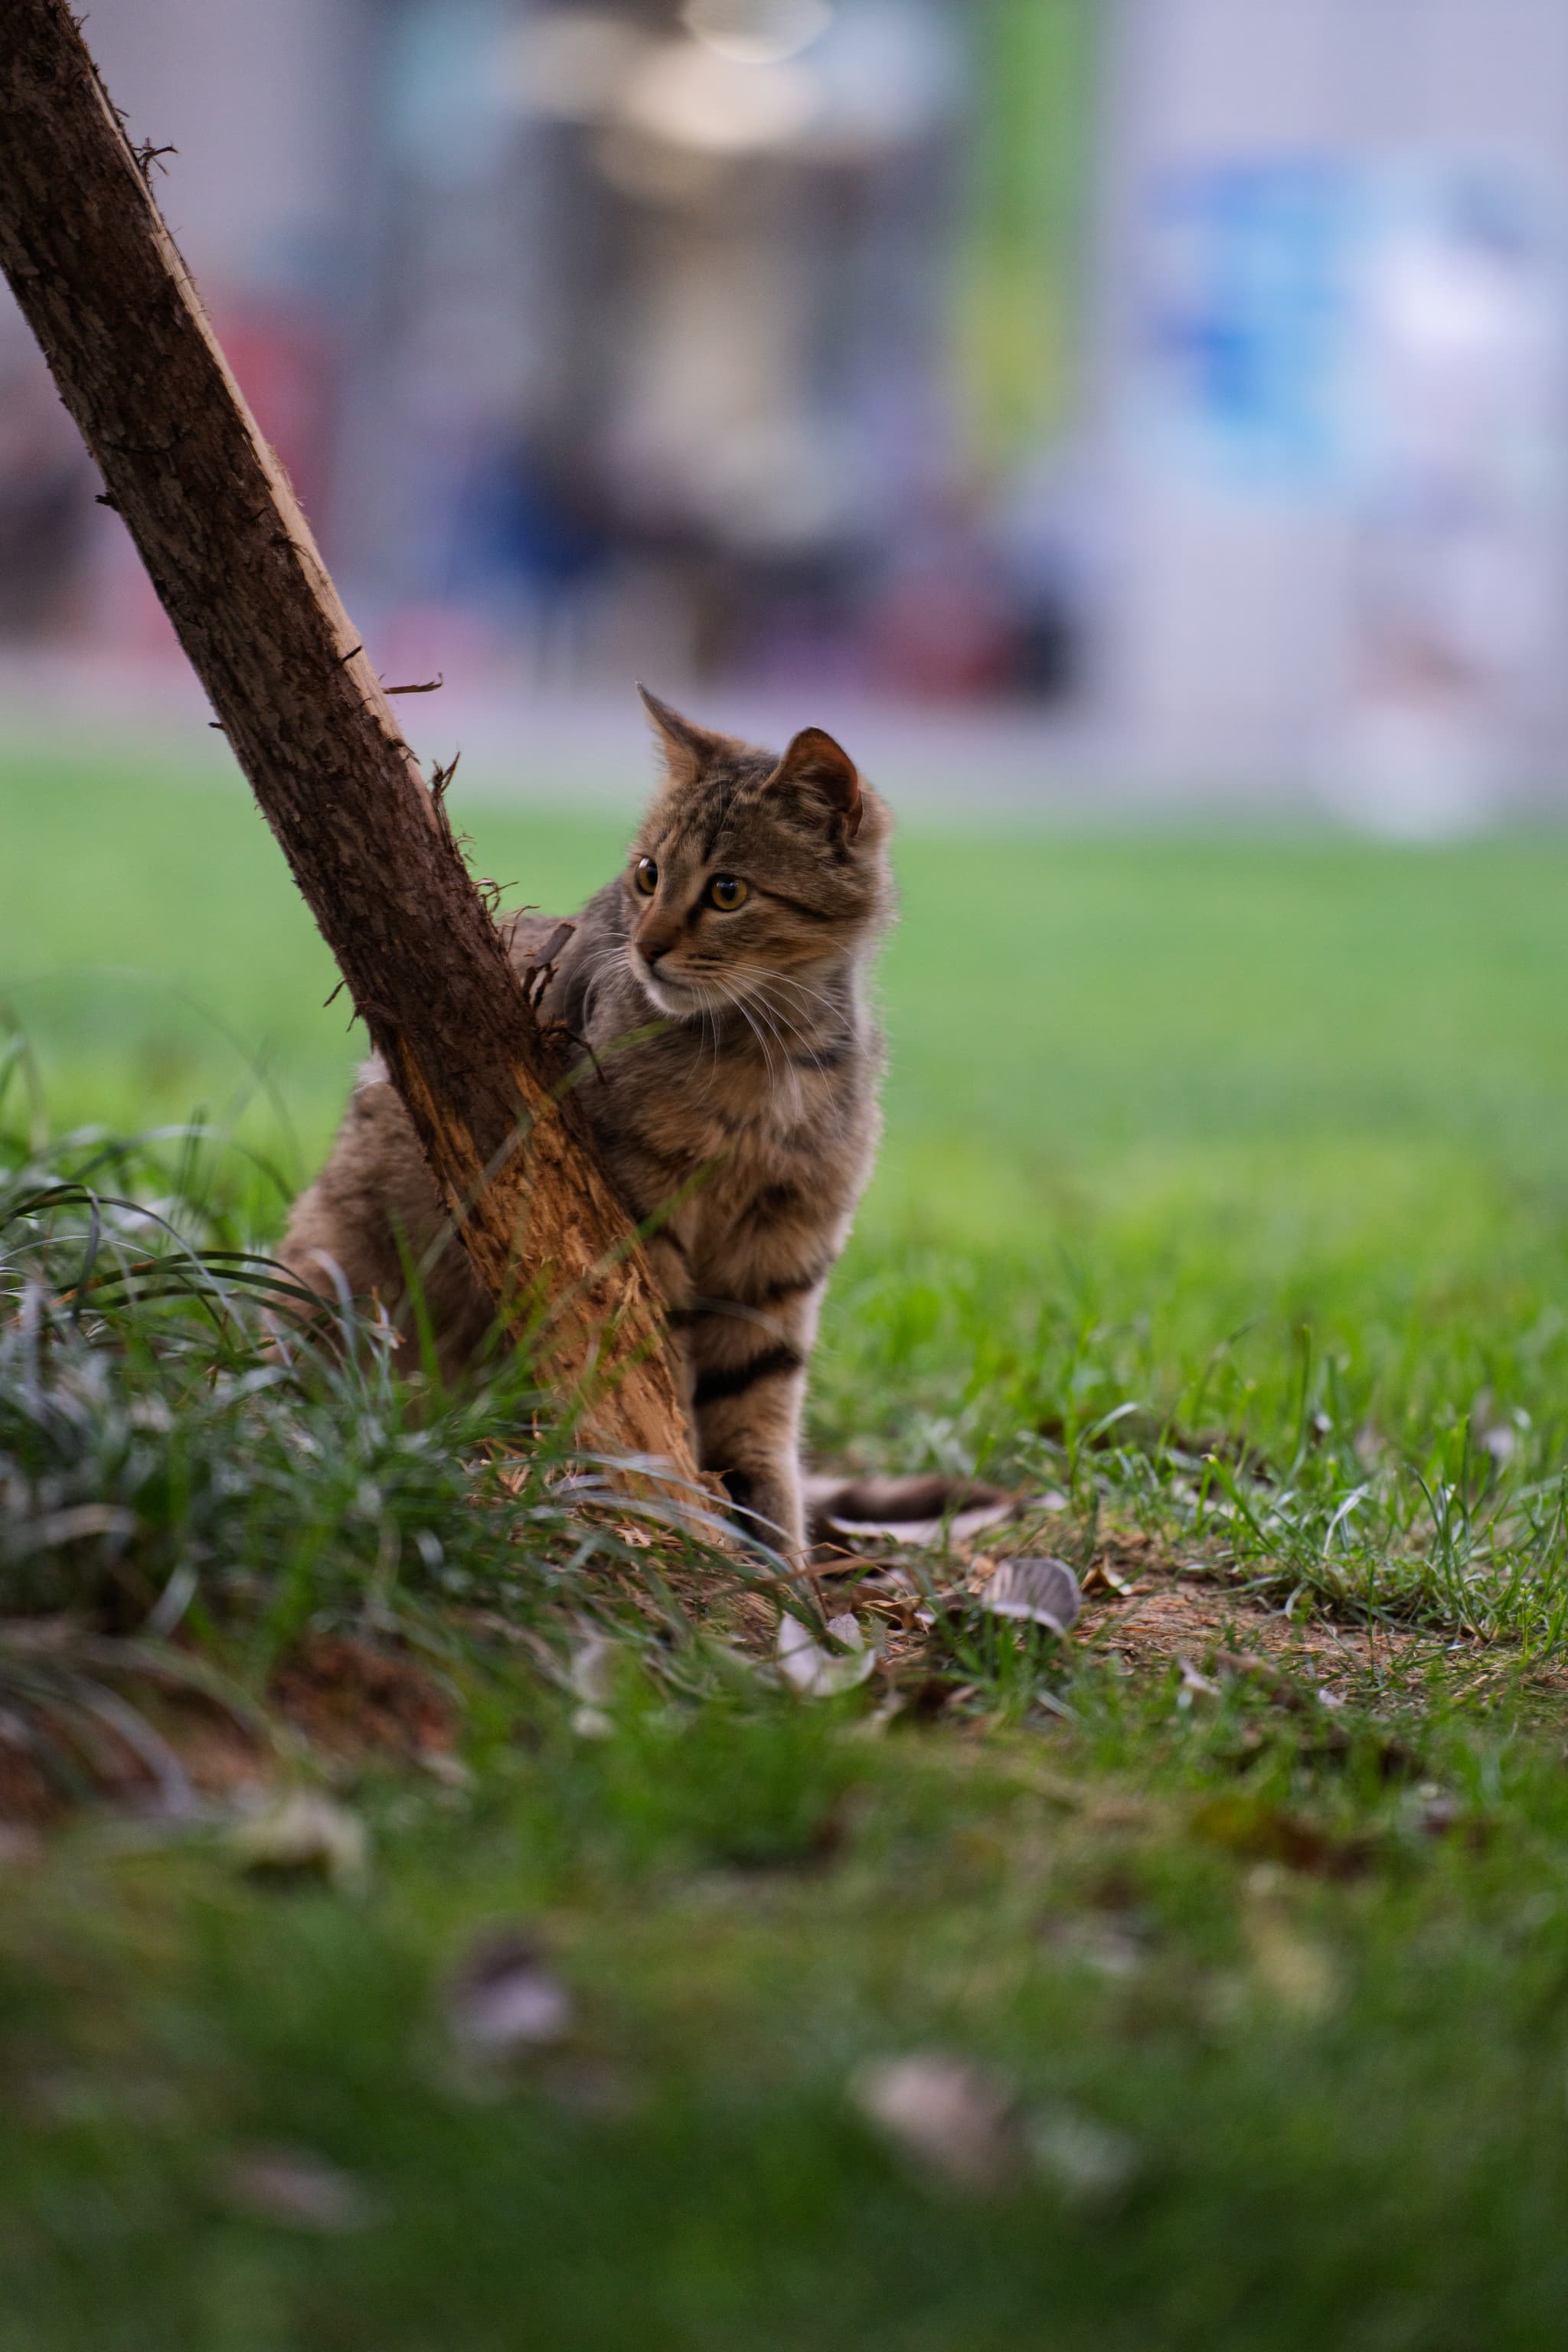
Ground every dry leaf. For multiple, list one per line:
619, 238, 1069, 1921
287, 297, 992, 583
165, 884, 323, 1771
567, 1636, 616, 1736
568, 1636, 613, 1704
1192, 1794, 1373, 1882
978, 1557, 1082, 1636
220, 2146, 377, 2233
776, 1612, 877, 1697
446, 1927, 574, 2062
229, 1791, 370, 1896
0, 1824, 44, 1870
1245, 1883, 1341, 2019
1027, 2102, 1138, 2210
1044, 1916, 1145, 1981
850, 2053, 1025, 2195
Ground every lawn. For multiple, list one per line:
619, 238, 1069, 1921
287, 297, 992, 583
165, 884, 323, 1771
5, 743, 1568, 2347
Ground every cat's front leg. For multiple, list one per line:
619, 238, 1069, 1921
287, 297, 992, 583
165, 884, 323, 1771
688, 1290, 818, 1557
698, 1393, 805, 1558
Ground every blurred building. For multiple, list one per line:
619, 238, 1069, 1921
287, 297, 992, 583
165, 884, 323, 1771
1093, 0, 1568, 825
2, 0, 1086, 698
3, 0, 1568, 824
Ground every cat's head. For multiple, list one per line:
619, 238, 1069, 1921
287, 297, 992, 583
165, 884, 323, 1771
621, 688, 893, 1020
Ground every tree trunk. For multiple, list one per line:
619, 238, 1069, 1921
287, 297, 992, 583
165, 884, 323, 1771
0, 0, 698, 1488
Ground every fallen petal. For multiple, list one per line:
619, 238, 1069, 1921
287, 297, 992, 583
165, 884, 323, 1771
978, 1557, 1082, 1636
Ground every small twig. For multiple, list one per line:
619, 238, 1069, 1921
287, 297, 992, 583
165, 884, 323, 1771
93, 489, 118, 511
322, 978, 346, 1011
385, 673, 443, 696
521, 920, 575, 1009
544, 1021, 607, 1086
132, 139, 176, 181
336, 642, 364, 667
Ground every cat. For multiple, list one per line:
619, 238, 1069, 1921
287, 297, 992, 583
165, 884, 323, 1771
277, 689, 894, 1558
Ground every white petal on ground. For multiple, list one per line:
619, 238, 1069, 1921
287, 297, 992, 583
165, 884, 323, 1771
851, 2053, 1026, 2195
978, 1557, 1083, 1635
776, 1612, 877, 1697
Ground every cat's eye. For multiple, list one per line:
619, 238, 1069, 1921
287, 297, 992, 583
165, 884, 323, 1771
633, 857, 658, 897
707, 874, 749, 911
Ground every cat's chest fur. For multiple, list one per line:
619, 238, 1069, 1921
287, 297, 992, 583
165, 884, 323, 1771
530, 912, 874, 1305
586, 995, 865, 1284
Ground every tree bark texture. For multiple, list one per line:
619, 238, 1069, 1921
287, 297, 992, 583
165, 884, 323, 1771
0, 0, 698, 1485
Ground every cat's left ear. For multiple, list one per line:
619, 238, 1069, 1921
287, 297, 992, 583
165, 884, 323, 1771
768, 727, 862, 841
637, 684, 728, 786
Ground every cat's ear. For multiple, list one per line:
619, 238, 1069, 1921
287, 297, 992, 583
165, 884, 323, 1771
637, 684, 726, 786
768, 726, 862, 841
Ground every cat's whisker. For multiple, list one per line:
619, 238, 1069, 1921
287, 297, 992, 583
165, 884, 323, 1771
730, 991, 782, 1088
725, 969, 838, 1067
733, 962, 844, 1021
746, 991, 823, 1063
730, 982, 822, 1100
732, 981, 809, 1068
724, 960, 843, 1025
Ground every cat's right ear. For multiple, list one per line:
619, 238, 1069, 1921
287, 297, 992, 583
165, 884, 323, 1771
767, 726, 863, 841
637, 685, 724, 786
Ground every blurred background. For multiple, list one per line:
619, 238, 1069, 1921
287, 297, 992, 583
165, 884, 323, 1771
6, 0, 1568, 828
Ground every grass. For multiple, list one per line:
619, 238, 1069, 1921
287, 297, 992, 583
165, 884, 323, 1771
5, 743, 1568, 2344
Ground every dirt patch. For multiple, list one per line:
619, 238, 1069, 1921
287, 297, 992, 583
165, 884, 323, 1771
0, 1733, 69, 1828
1071, 1531, 1416, 1690
267, 1634, 456, 1759
0, 1628, 461, 1828
813, 1505, 1544, 1711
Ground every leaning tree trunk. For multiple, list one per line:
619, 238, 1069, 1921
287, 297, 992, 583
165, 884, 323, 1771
0, 0, 699, 1488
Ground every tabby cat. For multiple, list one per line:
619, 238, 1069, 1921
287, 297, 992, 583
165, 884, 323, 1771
278, 691, 893, 1557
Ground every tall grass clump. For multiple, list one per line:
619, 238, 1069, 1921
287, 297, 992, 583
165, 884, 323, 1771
0, 1037, 726, 1668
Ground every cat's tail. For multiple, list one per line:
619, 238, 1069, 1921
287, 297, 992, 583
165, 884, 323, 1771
802, 1472, 1018, 1550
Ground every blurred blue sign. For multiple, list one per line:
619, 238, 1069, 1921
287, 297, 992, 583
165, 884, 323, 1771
1145, 158, 1355, 493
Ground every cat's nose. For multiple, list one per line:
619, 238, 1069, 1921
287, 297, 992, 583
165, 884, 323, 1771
641, 939, 670, 967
